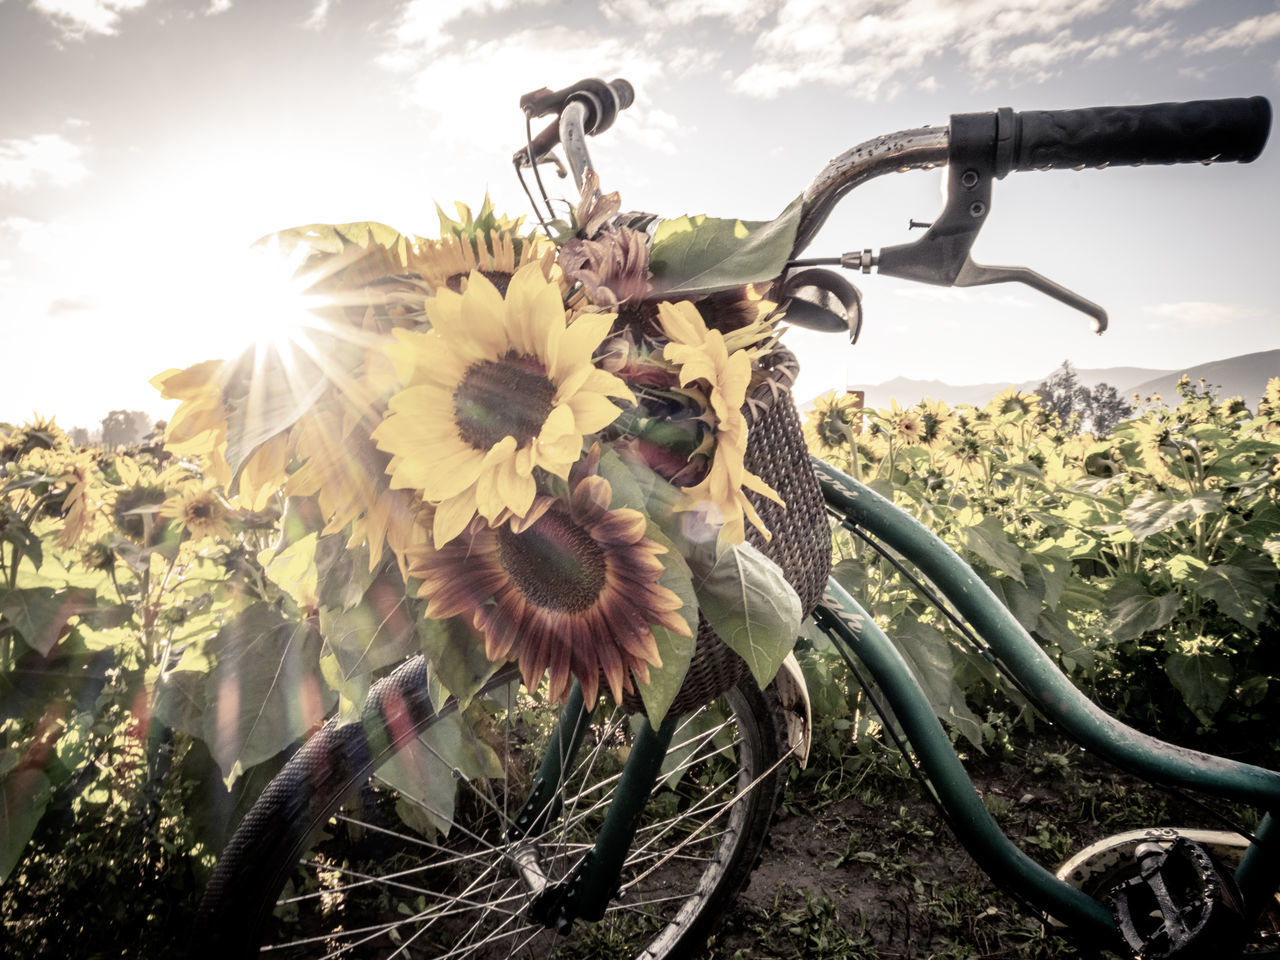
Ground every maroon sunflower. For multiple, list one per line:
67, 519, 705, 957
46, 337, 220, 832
407, 472, 690, 705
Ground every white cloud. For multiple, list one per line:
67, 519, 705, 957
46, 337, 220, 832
380, 16, 684, 171
0, 134, 87, 190
205, 0, 231, 15
1144, 300, 1255, 327
1135, 0, 1199, 17
1087, 23, 1173, 60
30, 0, 149, 39
0, 217, 76, 256
304, 0, 332, 30
600, 0, 773, 32
731, 0, 1126, 99
391, 0, 557, 52
1185, 11, 1280, 53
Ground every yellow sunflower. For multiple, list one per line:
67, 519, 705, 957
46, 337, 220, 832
407, 200, 555, 295
159, 484, 233, 541
152, 359, 229, 469
373, 263, 634, 546
406, 470, 690, 705
658, 300, 783, 544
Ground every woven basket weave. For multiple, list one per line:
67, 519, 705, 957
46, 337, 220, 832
622, 346, 831, 718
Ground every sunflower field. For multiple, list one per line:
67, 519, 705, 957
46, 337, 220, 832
799, 377, 1280, 766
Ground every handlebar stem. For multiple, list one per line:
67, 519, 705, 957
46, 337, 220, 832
795, 126, 948, 258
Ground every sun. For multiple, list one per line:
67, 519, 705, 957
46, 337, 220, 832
196, 239, 331, 358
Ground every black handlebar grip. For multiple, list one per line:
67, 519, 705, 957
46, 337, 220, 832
1007, 96, 1271, 172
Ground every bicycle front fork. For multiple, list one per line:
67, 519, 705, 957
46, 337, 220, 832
504, 682, 679, 933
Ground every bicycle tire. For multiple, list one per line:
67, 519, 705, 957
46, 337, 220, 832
193, 654, 789, 958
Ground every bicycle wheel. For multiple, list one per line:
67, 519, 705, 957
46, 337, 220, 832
194, 655, 789, 958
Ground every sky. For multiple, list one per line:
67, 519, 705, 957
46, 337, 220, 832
1, 0, 1278, 430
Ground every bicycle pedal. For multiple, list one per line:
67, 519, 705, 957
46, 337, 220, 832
1104, 836, 1246, 959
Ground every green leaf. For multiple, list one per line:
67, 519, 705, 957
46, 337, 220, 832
635, 527, 698, 727
319, 575, 420, 698
962, 517, 1026, 584
1166, 553, 1209, 584
418, 615, 501, 711
0, 507, 41, 575
377, 709, 504, 839
648, 196, 802, 296
0, 586, 99, 656
264, 221, 411, 262
1194, 565, 1270, 631
197, 603, 336, 784
222, 345, 328, 484
1029, 554, 1069, 612
693, 541, 801, 690
975, 569, 1041, 631
890, 620, 983, 748
1123, 490, 1222, 541
1, 766, 51, 883
1165, 648, 1232, 724
1105, 591, 1183, 644
262, 532, 318, 608
830, 558, 869, 596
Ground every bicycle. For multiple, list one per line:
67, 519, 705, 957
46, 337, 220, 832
193, 78, 1278, 959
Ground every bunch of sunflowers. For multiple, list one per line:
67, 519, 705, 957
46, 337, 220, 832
154, 183, 804, 721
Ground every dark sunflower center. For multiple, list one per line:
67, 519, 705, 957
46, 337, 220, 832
453, 351, 556, 451
445, 269, 513, 295
187, 501, 213, 521
496, 507, 607, 614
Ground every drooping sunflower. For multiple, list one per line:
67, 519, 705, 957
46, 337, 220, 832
159, 484, 233, 541
559, 225, 652, 307
917, 399, 957, 451
986, 386, 1042, 419
406, 469, 689, 704
657, 300, 783, 544
803, 389, 863, 455
373, 263, 634, 545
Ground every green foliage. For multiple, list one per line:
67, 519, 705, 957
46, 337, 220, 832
802, 376, 1280, 760
648, 197, 803, 296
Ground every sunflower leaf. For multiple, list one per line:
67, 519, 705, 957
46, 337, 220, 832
164, 602, 335, 786
222, 344, 328, 487
417, 614, 501, 711
262, 221, 412, 264
1, 766, 51, 884
693, 541, 801, 689
634, 525, 698, 727
649, 196, 802, 296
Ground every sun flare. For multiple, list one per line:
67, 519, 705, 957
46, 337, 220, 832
199, 241, 330, 358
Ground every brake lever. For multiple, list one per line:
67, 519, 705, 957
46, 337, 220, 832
851, 109, 1109, 333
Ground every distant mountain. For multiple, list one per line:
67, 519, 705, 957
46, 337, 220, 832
847, 349, 1280, 411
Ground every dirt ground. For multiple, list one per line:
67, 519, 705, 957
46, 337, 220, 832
704, 738, 1240, 959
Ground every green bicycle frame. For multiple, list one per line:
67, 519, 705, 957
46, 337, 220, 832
813, 457, 1280, 944
514, 456, 1280, 948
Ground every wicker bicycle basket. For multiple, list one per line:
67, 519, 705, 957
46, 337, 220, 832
621, 346, 831, 718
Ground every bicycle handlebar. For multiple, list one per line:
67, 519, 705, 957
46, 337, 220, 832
793, 94, 1271, 333
998, 96, 1271, 173
512, 79, 1271, 334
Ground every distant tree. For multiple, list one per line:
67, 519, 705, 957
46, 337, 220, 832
1035, 361, 1133, 435
67, 426, 91, 447
100, 409, 153, 447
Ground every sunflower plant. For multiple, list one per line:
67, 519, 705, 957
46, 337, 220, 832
151, 185, 806, 735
